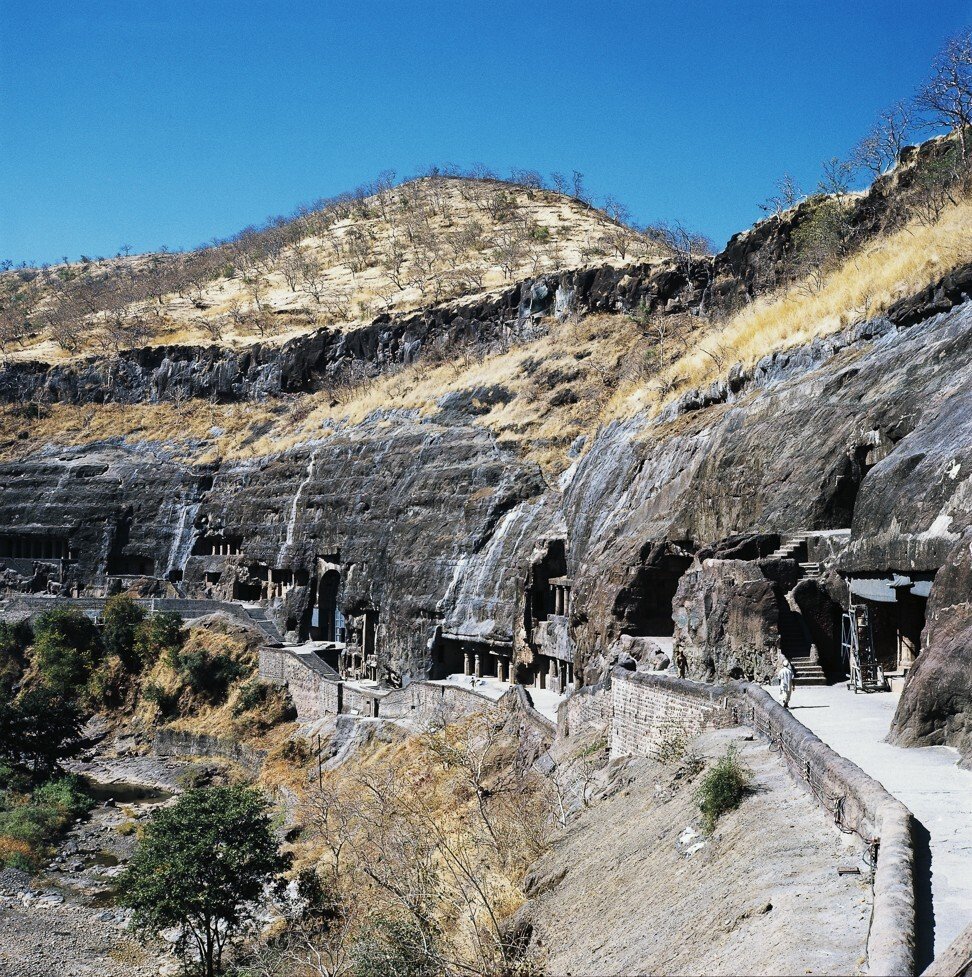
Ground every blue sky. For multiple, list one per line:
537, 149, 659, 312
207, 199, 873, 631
2, 0, 971, 264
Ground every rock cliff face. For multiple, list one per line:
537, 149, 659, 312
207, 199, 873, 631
890, 533, 972, 763
0, 259, 708, 407
2, 251, 972, 758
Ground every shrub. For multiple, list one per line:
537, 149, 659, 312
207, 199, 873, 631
101, 595, 146, 669
0, 686, 84, 775
695, 746, 751, 833
0, 620, 30, 694
349, 914, 442, 977
0, 774, 92, 868
31, 607, 102, 696
142, 682, 180, 717
230, 680, 294, 726
232, 679, 271, 717
135, 612, 184, 667
120, 785, 290, 977
178, 650, 244, 704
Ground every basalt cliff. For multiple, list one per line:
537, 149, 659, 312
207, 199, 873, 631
2, 157, 971, 765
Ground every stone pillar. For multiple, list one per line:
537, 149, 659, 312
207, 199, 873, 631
474, 653, 481, 678
496, 656, 505, 683
463, 652, 471, 676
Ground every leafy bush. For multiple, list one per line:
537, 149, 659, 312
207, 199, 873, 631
231, 679, 294, 726
0, 620, 31, 694
349, 914, 442, 977
232, 679, 271, 717
177, 650, 244, 704
101, 595, 146, 669
120, 785, 290, 977
31, 607, 103, 696
135, 612, 184, 667
142, 681, 180, 717
695, 746, 751, 833
0, 685, 84, 776
0, 774, 92, 869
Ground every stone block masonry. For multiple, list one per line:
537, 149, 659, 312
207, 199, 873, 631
609, 671, 735, 759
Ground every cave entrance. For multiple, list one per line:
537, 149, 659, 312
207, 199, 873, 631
430, 635, 468, 680
526, 539, 567, 635
523, 654, 573, 693
311, 569, 345, 643
622, 550, 694, 637
847, 575, 931, 688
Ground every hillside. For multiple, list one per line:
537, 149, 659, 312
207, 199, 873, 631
0, 176, 660, 363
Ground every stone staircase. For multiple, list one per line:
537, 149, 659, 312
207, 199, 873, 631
771, 536, 832, 685
790, 656, 829, 685
241, 605, 284, 643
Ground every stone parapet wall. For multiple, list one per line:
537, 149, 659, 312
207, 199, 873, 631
733, 683, 915, 977
258, 647, 556, 741
258, 648, 332, 718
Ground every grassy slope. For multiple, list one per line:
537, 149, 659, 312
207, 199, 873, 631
3, 178, 970, 477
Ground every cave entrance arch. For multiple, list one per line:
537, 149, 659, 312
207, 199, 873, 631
525, 539, 567, 636
311, 569, 345, 642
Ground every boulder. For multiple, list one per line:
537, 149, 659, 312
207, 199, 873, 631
673, 559, 780, 683
890, 533, 972, 765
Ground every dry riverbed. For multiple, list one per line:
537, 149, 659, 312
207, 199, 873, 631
0, 728, 206, 977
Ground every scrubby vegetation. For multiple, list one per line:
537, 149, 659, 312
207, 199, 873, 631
0, 172, 661, 360
0, 775, 92, 871
0, 598, 289, 871
696, 746, 752, 834
241, 711, 554, 977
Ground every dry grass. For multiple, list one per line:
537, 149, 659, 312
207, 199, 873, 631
606, 198, 972, 419
281, 710, 552, 969
6, 178, 657, 362
5, 198, 970, 474
0, 311, 649, 474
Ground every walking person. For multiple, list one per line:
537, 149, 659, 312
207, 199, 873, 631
777, 658, 796, 709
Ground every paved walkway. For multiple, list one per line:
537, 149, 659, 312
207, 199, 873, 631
434, 673, 565, 721
767, 682, 972, 960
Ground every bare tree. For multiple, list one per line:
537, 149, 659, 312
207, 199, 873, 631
916, 30, 972, 158
818, 156, 854, 198
852, 100, 917, 177
759, 173, 804, 221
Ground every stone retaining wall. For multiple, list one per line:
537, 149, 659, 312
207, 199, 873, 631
610, 671, 736, 758
734, 683, 915, 977
258, 646, 556, 740
558, 680, 612, 736
153, 729, 267, 777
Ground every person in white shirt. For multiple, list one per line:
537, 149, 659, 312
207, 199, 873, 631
777, 659, 796, 709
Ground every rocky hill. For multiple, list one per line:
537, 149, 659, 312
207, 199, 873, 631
0, 175, 659, 363
1, 133, 972, 774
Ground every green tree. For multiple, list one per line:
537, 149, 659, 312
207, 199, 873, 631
0, 686, 84, 775
120, 785, 290, 976
101, 594, 146, 668
0, 619, 30, 693
31, 607, 102, 696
